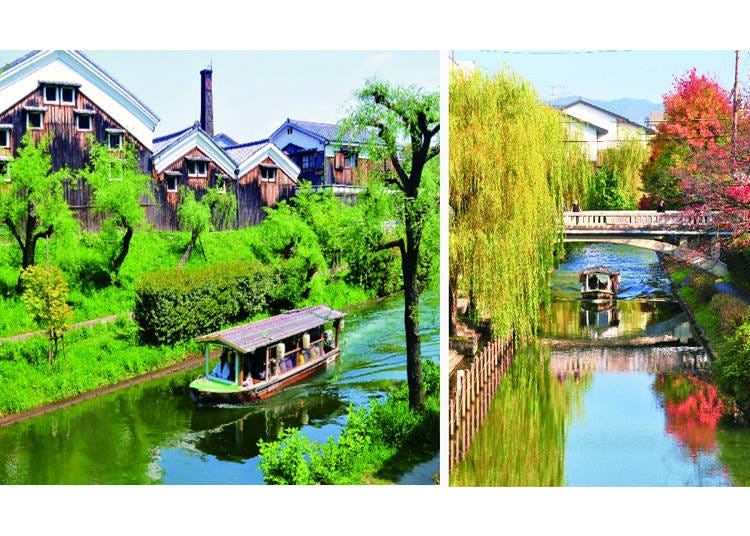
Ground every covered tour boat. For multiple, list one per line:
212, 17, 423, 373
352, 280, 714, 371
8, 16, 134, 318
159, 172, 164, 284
579, 266, 620, 302
189, 304, 345, 405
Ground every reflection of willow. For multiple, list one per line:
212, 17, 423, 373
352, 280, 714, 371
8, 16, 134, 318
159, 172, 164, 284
540, 300, 677, 340
450, 343, 589, 486
449, 335, 514, 472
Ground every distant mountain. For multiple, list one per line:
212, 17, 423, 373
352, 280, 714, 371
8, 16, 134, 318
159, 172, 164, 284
551, 96, 663, 127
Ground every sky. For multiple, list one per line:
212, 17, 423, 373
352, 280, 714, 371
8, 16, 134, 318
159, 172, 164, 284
452, 50, 750, 106
0, 50, 439, 143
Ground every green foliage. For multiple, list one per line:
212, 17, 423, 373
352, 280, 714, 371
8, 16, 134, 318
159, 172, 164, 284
78, 139, 153, 278
20, 264, 74, 363
690, 271, 716, 305
0, 319, 198, 417
587, 165, 637, 210
257, 359, 439, 484
587, 137, 648, 210
0, 133, 75, 273
251, 201, 329, 309
200, 187, 237, 231
449, 67, 590, 339
134, 259, 275, 346
712, 321, 750, 412
710, 293, 750, 335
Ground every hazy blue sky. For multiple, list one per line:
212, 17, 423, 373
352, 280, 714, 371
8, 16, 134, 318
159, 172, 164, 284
0, 50, 439, 143
452, 50, 749, 106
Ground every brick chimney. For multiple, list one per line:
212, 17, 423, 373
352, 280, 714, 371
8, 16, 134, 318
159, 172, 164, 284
200, 67, 214, 137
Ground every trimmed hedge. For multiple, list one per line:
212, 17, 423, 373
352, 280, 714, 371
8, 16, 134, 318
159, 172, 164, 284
134, 260, 276, 346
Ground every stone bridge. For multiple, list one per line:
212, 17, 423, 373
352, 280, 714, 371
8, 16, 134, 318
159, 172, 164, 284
563, 210, 729, 277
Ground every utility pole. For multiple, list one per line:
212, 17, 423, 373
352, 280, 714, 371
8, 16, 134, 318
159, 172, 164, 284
732, 50, 739, 164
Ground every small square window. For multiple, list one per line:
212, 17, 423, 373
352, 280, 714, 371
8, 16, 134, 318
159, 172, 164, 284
108, 133, 123, 150
187, 160, 207, 177
44, 86, 58, 103
0, 130, 9, 148
60, 87, 75, 105
76, 115, 92, 131
27, 112, 43, 130
287, 127, 293, 135
346, 152, 357, 168
166, 175, 179, 192
260, 166, 276, 182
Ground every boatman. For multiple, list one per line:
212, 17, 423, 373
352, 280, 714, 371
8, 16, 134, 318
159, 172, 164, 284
212, 349, 232, 380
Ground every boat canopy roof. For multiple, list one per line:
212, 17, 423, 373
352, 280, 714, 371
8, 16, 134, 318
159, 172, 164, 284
578, 266, 620, 282
195, 305, 345, 354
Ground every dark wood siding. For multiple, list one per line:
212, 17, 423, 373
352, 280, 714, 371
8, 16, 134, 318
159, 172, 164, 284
150, 147, 234, 231
236, 156, 296, 228
0, 84, 152, 230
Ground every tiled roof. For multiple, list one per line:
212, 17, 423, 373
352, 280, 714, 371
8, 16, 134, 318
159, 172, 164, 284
152, 124, 195, 154
195, 305, 345, 353
288, 119, 371, 144
224, 139, 271, 163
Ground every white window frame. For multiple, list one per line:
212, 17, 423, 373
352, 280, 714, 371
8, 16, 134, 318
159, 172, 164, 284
260, 166, 277, 182
187, 160, 207, 177
166, 174, 179, 192
60, 86, 76, 105
75, 113, 93, 132
108, 132, 123, 150
43, 85, 76, 105
26, 111, 44, 130
0, 128, 10, 148
43, 85, 59, 104
301, 153, 314, 169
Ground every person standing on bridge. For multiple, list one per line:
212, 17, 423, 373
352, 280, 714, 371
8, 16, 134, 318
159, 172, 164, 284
657, 200, 666, 213
571, 201, 581, 212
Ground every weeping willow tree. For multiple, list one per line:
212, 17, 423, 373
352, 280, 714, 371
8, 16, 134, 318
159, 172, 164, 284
449, 67, 592, 340
587, 134, 649, 210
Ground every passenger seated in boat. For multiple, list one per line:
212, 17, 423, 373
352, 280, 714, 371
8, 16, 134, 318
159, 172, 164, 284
211, 350, 231, 380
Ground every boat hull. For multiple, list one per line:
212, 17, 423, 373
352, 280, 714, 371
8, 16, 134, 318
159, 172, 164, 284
580, 290, 616, 301
190, 348, 340, 406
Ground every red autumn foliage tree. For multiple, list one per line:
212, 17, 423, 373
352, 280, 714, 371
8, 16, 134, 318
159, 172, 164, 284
643, 68, 734, 207
644, 67, 750, 246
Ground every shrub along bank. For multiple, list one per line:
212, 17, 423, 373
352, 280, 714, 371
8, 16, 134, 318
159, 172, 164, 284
662, 257, 750, 416
257, 360, 440, 484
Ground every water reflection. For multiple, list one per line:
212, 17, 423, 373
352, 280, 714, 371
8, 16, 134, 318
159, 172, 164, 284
452, 243, 750, 486
0, 289, 439, 484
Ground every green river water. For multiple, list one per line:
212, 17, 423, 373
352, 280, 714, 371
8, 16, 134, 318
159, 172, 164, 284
0, 288, 439, 485
451, 243, 750, 486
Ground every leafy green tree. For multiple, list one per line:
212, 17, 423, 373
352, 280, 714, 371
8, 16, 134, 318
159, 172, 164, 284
20, 263, 73, 363
290, 180, 402, 297
79, 138, 153, 280
201, 185, 237, 231
251, 201, 328, 309
176, 186, 212, 267
341, 78, 439, 411
0, 133, 73, 289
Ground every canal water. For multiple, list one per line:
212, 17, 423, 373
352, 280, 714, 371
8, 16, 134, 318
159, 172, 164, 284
0, 289, 439, 485
451, 243, 750, 486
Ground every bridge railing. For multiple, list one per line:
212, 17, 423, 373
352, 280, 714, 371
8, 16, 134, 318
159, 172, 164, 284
563, 210, 716, 231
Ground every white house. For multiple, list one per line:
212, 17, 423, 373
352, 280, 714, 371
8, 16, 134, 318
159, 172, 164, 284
558, 99, 653, 163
